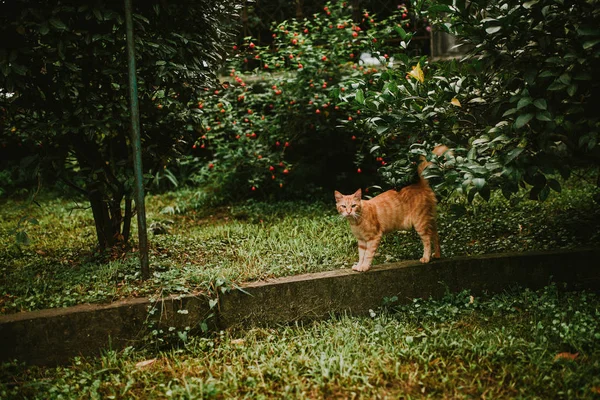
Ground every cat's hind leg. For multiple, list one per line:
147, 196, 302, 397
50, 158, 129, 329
416, 226, 433, 263
431, 222, 441, 259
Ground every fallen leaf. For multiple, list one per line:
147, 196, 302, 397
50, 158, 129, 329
450, 98, 462, 107
231, 338, 245, 346
135, 359, 157, 369
554, 352, 578, 362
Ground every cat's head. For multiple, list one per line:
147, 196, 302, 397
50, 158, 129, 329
334, 189, 362, 220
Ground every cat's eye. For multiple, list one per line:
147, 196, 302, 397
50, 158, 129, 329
341, 205, 347, 208
351, 204, 357, 208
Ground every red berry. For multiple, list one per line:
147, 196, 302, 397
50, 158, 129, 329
283, 169, 289, 174
357, 168, 362, 173
209, 163, 214, 169
249, 42, 255, 49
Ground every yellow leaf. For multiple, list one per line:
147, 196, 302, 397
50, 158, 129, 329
408, 63, 424, 83
451, 98, 462, 107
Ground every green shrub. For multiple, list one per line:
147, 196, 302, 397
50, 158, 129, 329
180, 0, 435, 200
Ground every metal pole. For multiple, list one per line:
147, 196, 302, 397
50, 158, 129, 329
124, 0, 150, 280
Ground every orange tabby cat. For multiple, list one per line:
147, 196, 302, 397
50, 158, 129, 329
335, 146, 448, 271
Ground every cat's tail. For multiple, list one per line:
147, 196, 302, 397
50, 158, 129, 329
417, 145, 450, 182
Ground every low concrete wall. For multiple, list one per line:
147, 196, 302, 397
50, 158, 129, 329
1, 248, 598, 365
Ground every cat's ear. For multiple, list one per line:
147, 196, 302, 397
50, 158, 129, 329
334, 190, 344, 201
353, 188, 362, 200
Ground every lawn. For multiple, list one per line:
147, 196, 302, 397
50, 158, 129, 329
1, 285, 599, 399
1, 174, 599, 314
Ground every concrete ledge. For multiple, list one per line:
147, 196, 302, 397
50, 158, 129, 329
1, 248, 599, 365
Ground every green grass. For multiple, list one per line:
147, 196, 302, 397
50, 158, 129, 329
2, 285, 599, 399
1, 175, 599, 314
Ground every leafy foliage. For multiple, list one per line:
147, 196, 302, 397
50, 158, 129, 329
0, 0, 242, 249
433, 0, 600, 200
176, 0, 434, 198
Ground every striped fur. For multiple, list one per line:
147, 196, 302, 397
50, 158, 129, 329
335, 146, 447, 272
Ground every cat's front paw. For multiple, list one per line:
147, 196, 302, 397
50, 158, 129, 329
352, 263, 371, 272
419, 256, 430, 263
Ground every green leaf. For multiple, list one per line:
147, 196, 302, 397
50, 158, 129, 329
567, 84, 578, 97
355, 89, 365, 105
11, 63, 27, 76
39, 23, 49, 35
479, 185, 491, 201
505, 147, 524, 164
528, 186, 541, 200
539, 185, 550, 202
209, 298, 218, 309
517, 97, 532, 110
523, 0, 539, 8
16, 231, 30, 246
577, 27, 600, 36
485, 26, 502, 34
538, 70, 556, 78
514, 113, 534, 129
583, 39, 600, 50
536, 111, 552, 122
49, 18, 68, 31
472, 178, 486, 189
557, 74, 571, 85
394, 25, 407, 40
533, 99, 547, 110
547, 179, 561, 193
427, 4, 453, 13
547, 81, 566, 91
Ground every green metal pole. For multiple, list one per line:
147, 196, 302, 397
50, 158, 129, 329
124, 0, 150, 280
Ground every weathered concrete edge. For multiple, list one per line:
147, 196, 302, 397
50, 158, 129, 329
1, 248, 598, 365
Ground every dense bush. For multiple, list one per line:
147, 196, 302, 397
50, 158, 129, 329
176, 0, 436, 199
438, 0, 600, 200
174, 0, 599, 203
0, 0, 242, 248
